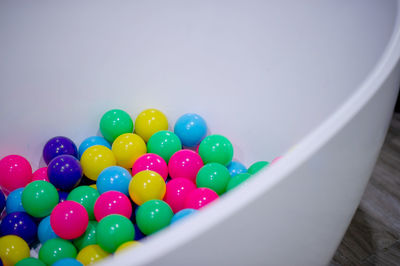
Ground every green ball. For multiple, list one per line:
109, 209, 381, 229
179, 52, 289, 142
198, 135, 233, 166
39, 238, 77, 265
73, 221, 98, 251
21, 181, 59, 217
96, 214, 134, 253
147, 130, 182, 163
136, 200, 173, 235
248, 161, 269, 175
15, 257, 46, 266
67, 186, 99, 220
100, 109, 134, 143
226, 173, 252, 191
196, 163, 230, 195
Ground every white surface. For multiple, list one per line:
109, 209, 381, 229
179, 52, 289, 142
0, 1, 399, 265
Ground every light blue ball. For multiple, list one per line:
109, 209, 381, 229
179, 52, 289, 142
38, 216, 58, 243
97, 166, 132, 195
52, 258, 83, 266
78, 136, 111, 158
174, 113, 207, 147
6, 187, 25, 213
171, 208, 198, 224
227, 161, 247, 177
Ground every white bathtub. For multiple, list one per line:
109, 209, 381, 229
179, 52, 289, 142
1, 1, 400, 265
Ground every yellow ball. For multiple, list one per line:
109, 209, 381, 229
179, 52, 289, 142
89, 184, 97, 190
76, 244, 109, 265
129, 170, 166, 205
115, 241, 141, 254
0, 235, 30, 266
134, 109, 168, 142
80, 145, 116, 181
112, 133, 147, 169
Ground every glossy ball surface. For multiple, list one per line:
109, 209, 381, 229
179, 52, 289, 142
115, 241, 140, 254
15, 257, 46, 266
97, 166, 131, 195
73, 221, 98, 251
48, 155, 83, 191
67, 186, 99, 220
227, 161, 247, 177
80, 145, 116, 181
52, 258, 83, 266
174, 113, 207, 147
136, 200, 173, 235
147, 131, 182, 163
226, 173, 252, 191
129, 170, 166, 205
21, 181, 59, 217
134, 109, 168, 142
132, 153, 168, 181
0, 189, 5, 213
112, 133, 147, 169
94, 191, 132, 221
0, 235, 30, 266
168, 149, 203, 182
171, 208, 198, 224
76, 244, 109, 265
198, 135, 233, 166
100, 109, 134, 143
6, 188, 25, 213
43, 136, 78, 165
247, 161, 269, 174
78, 136, 111, 159
184, 188, 219, 209
196, 163, 230, 195
32, 167, 49, 182
0, 212, 37, 244
39, 238, 77, 265
163, 178, 196, 213
0, 155, 32, 194
38, 216, 58, 244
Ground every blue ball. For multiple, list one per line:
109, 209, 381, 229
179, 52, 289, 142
0, 189, 5, 213
48, 155, 83, 191
6, 187, 25, 213
227, 161, 247, 177
78, 136, 111, 159
42, 136, 78, 165
174, 113, 207, 147
38, 216, 58, 243
58, 191, 69, 203
171, 208, 198, 224
52, 258, 83, 266
0, 212, 38, 244
97, 166, 131, 195
134, 223, 146, 240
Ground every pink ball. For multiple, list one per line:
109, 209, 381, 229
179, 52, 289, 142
50, 201, 89, 239
164, 178, 196, 213
32, 167, 49, 182
132, 153, 168, 181
0, 155, 32, 194
271, 156, 282, 164
168, 149, 203, 182
94, 191, 132, 221
184, 187, 219, 210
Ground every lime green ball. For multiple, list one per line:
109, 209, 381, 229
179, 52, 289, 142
96, 214, 134, 253
198, 135, 233, 166
196, 163, 230, 195
15, 257, 46, 266
73, 221, 98, 251
39, 238, 77, 265
147, 131, 182, 163
248, 161, 269, 175
67, 186, 99, 220
21, 181, 59, 217
226, 173, 252, 191
136, 200, 173, 235
100, 109, 134, 143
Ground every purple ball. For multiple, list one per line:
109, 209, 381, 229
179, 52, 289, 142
58, 191, 69, 203
43, 136, 78, 165
0, 212, 38, 244
47, 155, 83, 191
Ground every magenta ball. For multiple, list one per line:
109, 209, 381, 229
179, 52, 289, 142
94, 191, 132, 221
50, 201, 89, 240
164, 178, 196, 213
32, 167, 49, 182
0, 155, 32, 194
132, 153, 168, 181
168, 150, 203, 182
184, 188, 219, 210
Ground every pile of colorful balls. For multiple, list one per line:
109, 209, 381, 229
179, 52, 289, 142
0, 109, 270, 266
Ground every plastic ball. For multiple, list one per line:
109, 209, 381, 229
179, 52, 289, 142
38, 216, 58, 244
0, 155, 32, 194
134, 108, 168, 142
76, 244, 109, 265
21, 181, 59, 218
0, 235, 30, 266
129, 170, 166, 205
227, 161, 247, 177
171, 208, 198, 224
134, 223, 146, 241
198, 134, 234, 166
147, 131, 182, 163
52, 258, 83, 266
67, 186, 99, 220
73, 221, 97, 251
163, 178, 196, 213
174, 113, 207, 147
0, 189, 5, 213
80, 145, 116, 181
132, 153, 168, 181
196, 163, 230, 195
136, 200, 173, 235
38, 238, 77, 265
100, 109, 134, 143
97, 166, 132, 195
112, 133, 147, 169
271, 156, 282, 164
32, 167, 49, 182
184, 188, 219, 209
78, 136, 111, 159
6, 188, 25, 213
50, 201, 89, 240
226, 173, 252, 191
96, 214, 135, 253
247, 161, 269, 174
168, 149, 203, 182
115, 241, 140, 254
48, 155, 83, 191
89, 184, 97, 190
94, 191, 132, 221
58, 191, 69, 203
0, 212, 37, 244
43, 136, 78, 165
15, 257, 46, 266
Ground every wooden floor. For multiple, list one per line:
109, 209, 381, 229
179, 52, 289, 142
331, 113, 400, 265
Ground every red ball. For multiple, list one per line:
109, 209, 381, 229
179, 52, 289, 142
94, 191, 132, 221
164, 178, 196, 213
0, 155, 32, 194
168, 149, 203, 182
184, 188, 219, 210
32, 167, 49, 182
